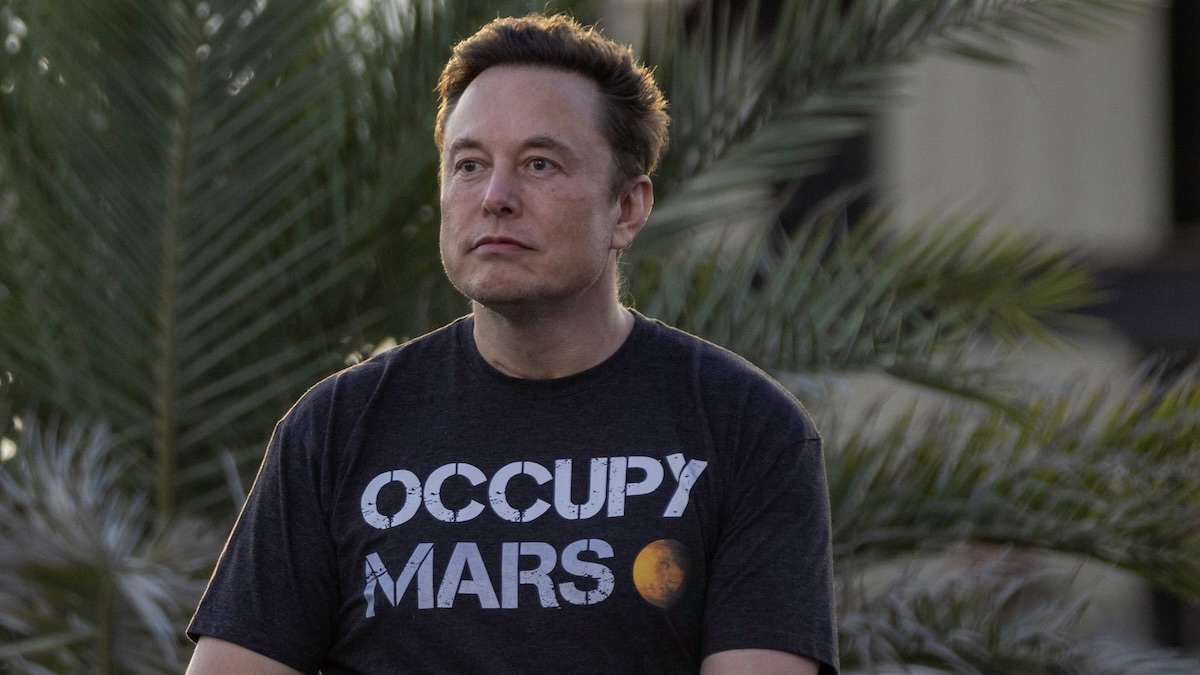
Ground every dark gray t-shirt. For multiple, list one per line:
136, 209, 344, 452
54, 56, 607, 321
188, 313, 838, 673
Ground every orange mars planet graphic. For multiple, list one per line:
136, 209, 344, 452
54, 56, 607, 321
633, 539, 690, 609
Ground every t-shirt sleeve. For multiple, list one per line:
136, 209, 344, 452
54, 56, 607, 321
187, 386, 339, 674
701, 386, 839, 673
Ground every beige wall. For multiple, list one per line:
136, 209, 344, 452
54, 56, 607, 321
876, 8, 1170, 266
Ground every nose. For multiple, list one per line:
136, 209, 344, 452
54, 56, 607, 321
481, 166, 519, 217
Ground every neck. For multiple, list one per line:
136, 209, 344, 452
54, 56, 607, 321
471, 296, 635, 380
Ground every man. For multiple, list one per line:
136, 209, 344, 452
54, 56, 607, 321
187, 13, 837, 674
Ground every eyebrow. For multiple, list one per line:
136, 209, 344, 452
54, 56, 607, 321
523, 134, 575, 158
447, 136, 483, 155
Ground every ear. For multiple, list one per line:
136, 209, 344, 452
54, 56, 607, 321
611, 175, 654, 251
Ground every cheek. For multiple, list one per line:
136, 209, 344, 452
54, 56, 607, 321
438, 202, 461, 257
555, 189, 612, 228
437, 224, 453, 265
439, 194, 465, 235
441, 176, 471, 208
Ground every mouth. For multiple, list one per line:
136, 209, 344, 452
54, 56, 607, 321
471, 235, 532, 253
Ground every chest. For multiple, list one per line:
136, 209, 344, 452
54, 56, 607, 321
323, 390, 726, 647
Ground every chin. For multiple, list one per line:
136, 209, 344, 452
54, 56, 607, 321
466, 285, 587, 318
457, 280, 541, 308
453, 268, 607, 314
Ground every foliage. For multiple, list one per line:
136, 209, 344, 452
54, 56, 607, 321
830, 366, 1200, 669
0, 0, 544, 517
636, 213, 1100, 413
831, 365, 1200, 584
0, 420, 219, 674
0, 0, 1195, 672
840, 558, 1200, 674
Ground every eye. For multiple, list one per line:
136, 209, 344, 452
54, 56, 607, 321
459, 160, 481, 173
529, 158, 550, 171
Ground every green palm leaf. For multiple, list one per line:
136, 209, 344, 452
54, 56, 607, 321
0, 0, 546, 514
632, 211, 1100, 407
840, 562, 1200, 673
0, 418, 222, 673
829, 364, 1200, 672
827, 365, 1200, 593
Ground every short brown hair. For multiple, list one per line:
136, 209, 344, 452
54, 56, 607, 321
435, 14, 670, 187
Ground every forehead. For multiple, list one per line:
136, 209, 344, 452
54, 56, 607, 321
442, 65, 607, 151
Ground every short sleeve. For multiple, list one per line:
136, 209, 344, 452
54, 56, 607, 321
701, 399, 839, 673
187, 386, 339, 674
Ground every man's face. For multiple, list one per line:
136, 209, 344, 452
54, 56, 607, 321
439, 65, 639, 313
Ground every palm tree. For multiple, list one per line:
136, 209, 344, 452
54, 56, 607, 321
0, 0, 546, 669
0, 0, 1196, 672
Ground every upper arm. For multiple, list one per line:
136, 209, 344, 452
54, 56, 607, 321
187, 636, 305, 675
698, 369, 838, 670
700, 649, 819, 675
187, 390, 340, 668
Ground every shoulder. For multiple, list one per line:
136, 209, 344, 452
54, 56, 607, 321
634, 313, 817, 438
279, 318, 468, 432
634, 313, 751, 373
302, 318, 465, 398
635, 313, 775, 380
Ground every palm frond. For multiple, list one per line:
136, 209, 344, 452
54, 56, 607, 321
0, 418, 221, 673
0, 0, 546, 515
840, 560, 1087, 673
631, 210, 1100, 407
839, 558, 1200, 674
827, 364, 1200, 597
